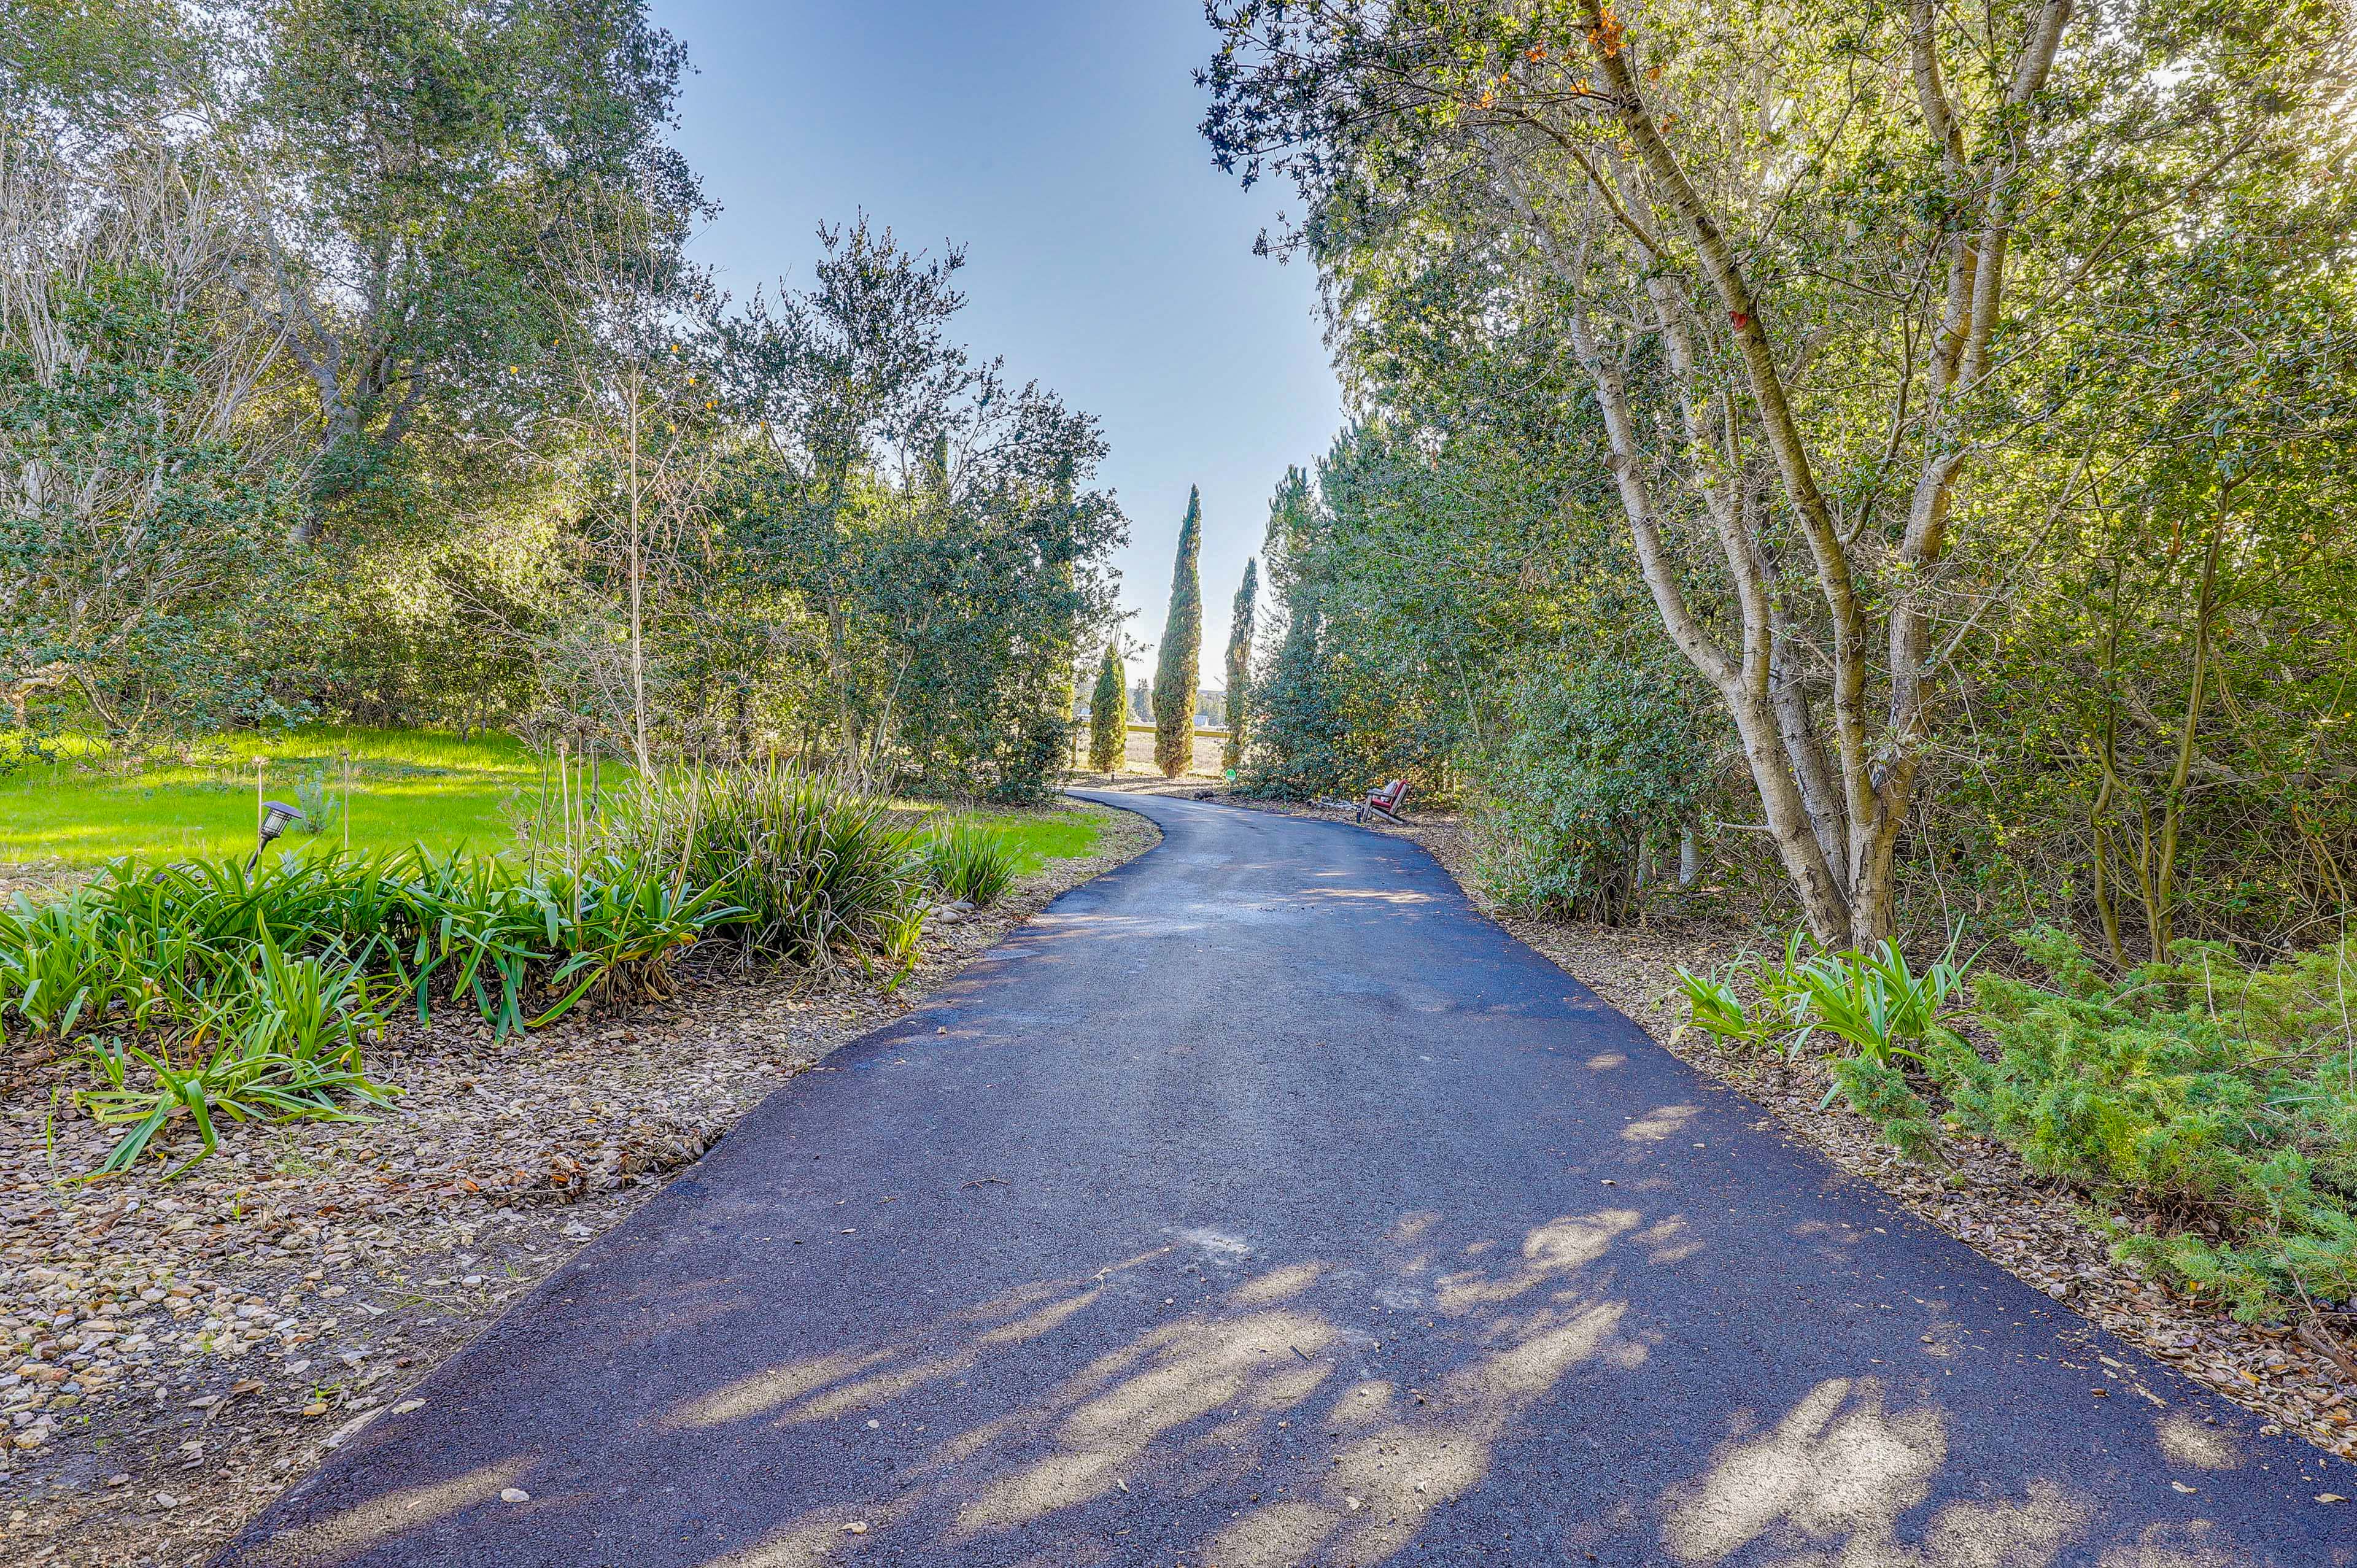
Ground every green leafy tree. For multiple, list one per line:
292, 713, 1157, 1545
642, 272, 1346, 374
712, 220, 1124, 797
1151, 487, 1203, 777
1221, 558, 1257, 774
1244, 467, 1357, 798
1, 0, 197, 152
1203, 0, 2348, 945
1088, 646, 1125, 773
1471, 660, 1716, 924
716, 218, 977, 774
1239, 399, 1636, 804
234, 0, 704, 540
0, 136, 309, 741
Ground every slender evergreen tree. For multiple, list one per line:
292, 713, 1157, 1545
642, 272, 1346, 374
1221, 558, 1258, 775
1152, 487, 1204, 776
1089, 645, 1126, 773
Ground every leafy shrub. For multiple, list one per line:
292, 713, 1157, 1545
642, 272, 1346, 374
0, 844, 738, 1175
1675, 932, 1970, 1164
292, 764, 341, 835
0, 730, 66, 779
1679, 923, 2357, 1323
385, 848, 733, 1031
923, 818, 1018, 906
1953, 929, 2357, 1323
603, 766, 927, 977
1471, 662, 1715, 923
77, 932, 397, 1178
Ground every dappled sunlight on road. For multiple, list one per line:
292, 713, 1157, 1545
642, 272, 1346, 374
1228, 1261, 1327, 1305
1291, 886, 1436, 905
1664, 1377, 2092, 1567
1431, 1208, 1639, 1313
2093, 1532, 2248, 1568
233, 1278, 2274, 1568
951, 1306, 1339, 1536
1020, 909, 1208, 941
705, 1507, 900, 1568
248, 1456, 538, 1567
1623, 1103, 1701, 1141
1202, 1299, 1626, 1567
2153, 1412, 2243, 1472
669, 1346, 899, 1429
673, 1205, 1661, 1567
670, 1273, 1130, 1432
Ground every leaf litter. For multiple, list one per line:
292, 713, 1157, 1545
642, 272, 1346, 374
0, 808, 1158, 1566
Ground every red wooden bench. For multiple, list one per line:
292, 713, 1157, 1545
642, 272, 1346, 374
1357, 778, 1408, 824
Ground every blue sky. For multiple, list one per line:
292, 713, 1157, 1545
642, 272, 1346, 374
651, 0, 1342, 683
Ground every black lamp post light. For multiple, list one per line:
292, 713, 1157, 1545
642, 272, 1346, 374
249, 800, 306, 870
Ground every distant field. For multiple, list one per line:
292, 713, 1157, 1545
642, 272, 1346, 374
0, 727, 1104, 876
1115, 724, 1228, 779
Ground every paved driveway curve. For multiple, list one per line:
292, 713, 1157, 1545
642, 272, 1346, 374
221, 792, 2351, 1567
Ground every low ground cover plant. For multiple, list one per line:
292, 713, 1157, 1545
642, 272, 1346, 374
1677, 932, 1971, 1166
603, 768, 932, 978
922, 817, 1020, 906
0, 848, 740, 1174
0, 767, 1009, 1176
75, 929, 397, 1178
1679, 930, 2357, 1330
1962, 932, 2357, 1327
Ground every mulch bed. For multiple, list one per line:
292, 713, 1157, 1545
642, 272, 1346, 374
0, 803, 1159, 1567
1204, 789, 2357, 1473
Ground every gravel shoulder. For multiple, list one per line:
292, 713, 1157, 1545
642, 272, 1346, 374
1198, 789, 2357, 1470
0, 801, 1159, 1568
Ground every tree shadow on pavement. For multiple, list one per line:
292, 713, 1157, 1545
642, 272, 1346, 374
231, 1195, 2296, 1568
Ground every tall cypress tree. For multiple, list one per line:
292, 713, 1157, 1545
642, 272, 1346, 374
1151, 487, 1203, 777
1221, 558, 1258, 775
1088, 645, 1125, 773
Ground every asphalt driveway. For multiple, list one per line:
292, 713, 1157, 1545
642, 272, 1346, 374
217, 790, 2355, 1567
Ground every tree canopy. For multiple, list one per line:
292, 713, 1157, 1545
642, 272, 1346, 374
0, 1, 1125, 800
1206, 0, 2357, 951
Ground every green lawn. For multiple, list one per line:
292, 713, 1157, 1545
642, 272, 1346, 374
1, 725, 1105, 877
899, 801, 1107, 877
0, 727, 572, 868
